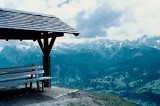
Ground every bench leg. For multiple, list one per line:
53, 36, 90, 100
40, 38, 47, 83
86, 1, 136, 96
30, 82, 32, 89
25, 83, 27, 89
36, 81, 40, 91
42, 81, 44, 92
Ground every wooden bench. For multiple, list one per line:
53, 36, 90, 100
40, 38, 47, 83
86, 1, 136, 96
0, 65, 52, 92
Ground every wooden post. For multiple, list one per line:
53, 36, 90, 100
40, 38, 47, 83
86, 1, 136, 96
43, 55, 51, 87
43, 37, 51, 87
37, 33, 58, 87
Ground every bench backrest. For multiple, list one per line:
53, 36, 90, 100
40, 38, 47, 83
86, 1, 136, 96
0, 65, 43, 72
0, 65, 44, 82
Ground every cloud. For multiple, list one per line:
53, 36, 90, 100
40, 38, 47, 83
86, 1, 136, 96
73, 0, 160, 40
75, 6, 121, 38
104, 0, 160, 40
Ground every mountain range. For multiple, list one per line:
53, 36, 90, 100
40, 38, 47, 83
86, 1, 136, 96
0, 35, 160, 106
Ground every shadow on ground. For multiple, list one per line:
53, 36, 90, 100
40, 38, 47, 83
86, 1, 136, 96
0, 88, 54, 106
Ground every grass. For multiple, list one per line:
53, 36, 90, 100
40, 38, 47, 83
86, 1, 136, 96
67, 91, 135, 106
87, 92, 135, 106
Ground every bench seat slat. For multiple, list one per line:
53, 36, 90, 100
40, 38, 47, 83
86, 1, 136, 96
0, 65, 43, 72
0, 70, 44, 81
0, 77, 52, 86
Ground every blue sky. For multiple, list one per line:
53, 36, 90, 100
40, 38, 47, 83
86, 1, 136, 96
0, 0, 160, 43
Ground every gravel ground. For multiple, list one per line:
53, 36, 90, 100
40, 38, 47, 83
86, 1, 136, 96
0, 86, 77, 106
0, 86, 134, 106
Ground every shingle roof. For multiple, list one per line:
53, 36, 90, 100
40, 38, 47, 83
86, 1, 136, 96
0, 8, 79, 36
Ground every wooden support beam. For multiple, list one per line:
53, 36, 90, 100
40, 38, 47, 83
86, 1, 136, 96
37, 36, 57, 56
47, 32, 64, 38
48, 37, 56, 55
37, 39, 44, 54
0, 28, 43, 40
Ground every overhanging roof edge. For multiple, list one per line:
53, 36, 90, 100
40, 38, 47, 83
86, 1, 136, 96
0, 7, 56, 18
0, 8, 80, 36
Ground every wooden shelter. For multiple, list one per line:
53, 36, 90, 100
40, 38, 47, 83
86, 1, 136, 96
0, 8, 79, 87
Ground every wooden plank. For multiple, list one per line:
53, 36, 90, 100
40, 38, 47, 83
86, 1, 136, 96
0, 70, 44, 81
0, 77, 52, 86
0, 65, 43, 72
0, 76, 30, 82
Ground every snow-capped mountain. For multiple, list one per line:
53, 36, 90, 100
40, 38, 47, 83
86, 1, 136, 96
0, 35, 160, 106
